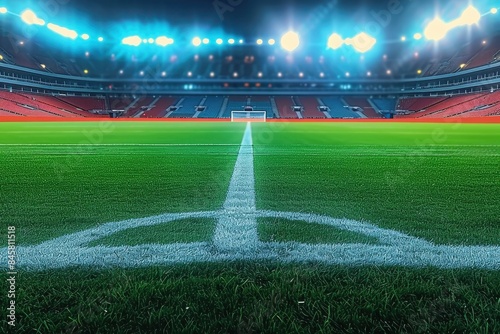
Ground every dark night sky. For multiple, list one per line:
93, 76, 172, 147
10, 0, 490, 39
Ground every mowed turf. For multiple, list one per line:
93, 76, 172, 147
252, 122, 500, 245
1, 121, 499, 333
0, 122, 244, 244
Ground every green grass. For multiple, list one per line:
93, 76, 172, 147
258, 218, 380, 244
88, 218, 217, 246
252, 122, 500, 245
4, 264, 500, 333
0, 121, 499, 333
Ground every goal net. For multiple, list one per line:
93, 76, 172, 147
231, 111, 267, 122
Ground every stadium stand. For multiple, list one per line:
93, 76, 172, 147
274, 96, 298, 119
295, 96, 325, 119
343, 97, 381, 118
141, 97, 179, 118
169, 96, 202, 118
198, 96, 226, 118
320, 97, 360, 118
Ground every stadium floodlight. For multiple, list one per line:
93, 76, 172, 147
457, 5, 481, 26
156, 36, 174, 47
228, 38, 235, 44
98, 37, 104, 42
424, 17, 449, 41
281, 31, 300, 52
414, 33, 423, 40
21, 9, 45, 26
239, 39, 244, 44
491, 8, 498, 14
192, 37, 202, 46
345, 32, 376, 53
47, 23, 78, 39
147, 38, 154, 44
81, 34, 90, 40
216, 38, 223, 45
327, 33, 344, 50
268, 39, 276, 45
122, 35, 142, 46
202, 38, 210, 44
0, 7, 7, 14
256, 38, 263, 45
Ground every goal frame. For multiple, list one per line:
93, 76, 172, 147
231, 110, 267, 122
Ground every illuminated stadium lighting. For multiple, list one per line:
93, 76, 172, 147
319, 72, 325, 78
83, 69, 89, 74
187, 71, 193, 77
156, 36, 174, 47
280, 31, 300, 52
0, 7, 8, 14
277, 72, 283, 78
256, 38, 263, 45
414, 33, 423, 40
47, 23, 78, 39
98, 37, 104, 42
299, 72, 304, 78
345, 72, 350, 77
327, 33, 344, 50
0, 54, 3, 60
456, 5, 481, 26
367, 71, 372, 77
386, 69, 392, 75
192, 37, 202, 47
119, 70, 124, 75
161, 71, 167, 77
85, 51, 90, 57
239, 39, 244, 44
424, 17, 449, 41
491, 8, 498, 14
228, 38, 235, 44
139, 71, 144, 76
460, 63, 466, 68
21, 9, 45, 26
81, 34, 90, 40
268, 39, 276, 45
210, 72, 215, 77
202, 38, 210, 44
147, 38, 154, 44
40, 64, 46, 69
216, 38, 223, 45
346, 32, 376, 53
122, 35, 142, 47
417, 69, 422, 74
258, 72, 263, 78
142, 39, 148, 43
233, 72, 238, 78
401, 36, 406, 42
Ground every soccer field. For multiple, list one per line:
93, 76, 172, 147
1, 121, 499, 332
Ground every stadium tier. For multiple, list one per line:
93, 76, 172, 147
1, 91, 498, 119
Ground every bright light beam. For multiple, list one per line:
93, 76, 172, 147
424, 17, 449, 41
47, 23, 78, 39
281, 31, 300, 52
156, 36, 174, 47
0, 7, 8, 14
122, 35, 142, 47
21, 9, 45, 26
192, 37, 202, 46
350, 32, 377, 53
456, 5, 481, 26
327, 33, 344, 50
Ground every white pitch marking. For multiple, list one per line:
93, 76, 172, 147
213, 122, 259, 252
1, 122, 500, 271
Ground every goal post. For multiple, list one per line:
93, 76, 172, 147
231, 111, 267, 122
